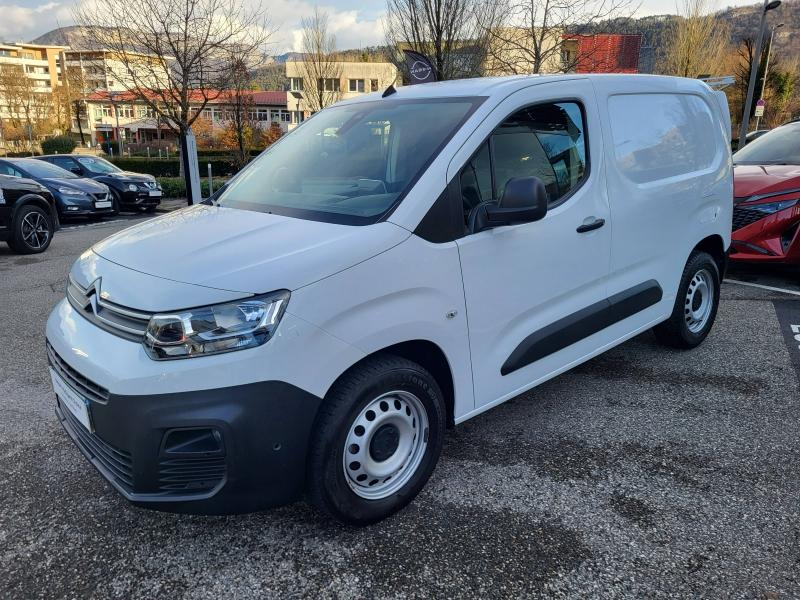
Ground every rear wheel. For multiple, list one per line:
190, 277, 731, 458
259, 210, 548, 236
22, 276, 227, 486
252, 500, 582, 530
307, 355, 445, 525
7, 204, 53, 254
654, 251, 720, 348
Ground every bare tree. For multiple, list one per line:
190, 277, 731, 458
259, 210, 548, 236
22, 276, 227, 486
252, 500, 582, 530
223, 59, 256, 170
0, 65, 51, 152
658, 0, 731, 78
484, 0, 639, 75
385, 0, 503, 80
298, 9, 343, 113
73, 0, 272, 202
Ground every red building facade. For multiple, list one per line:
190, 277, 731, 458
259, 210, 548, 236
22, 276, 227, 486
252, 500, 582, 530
562, 34, 642, 74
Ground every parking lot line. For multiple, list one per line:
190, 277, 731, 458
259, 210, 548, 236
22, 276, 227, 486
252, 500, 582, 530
724, 278, 800, 297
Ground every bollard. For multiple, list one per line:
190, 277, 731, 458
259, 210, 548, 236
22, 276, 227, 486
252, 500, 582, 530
208, 163, 214, 196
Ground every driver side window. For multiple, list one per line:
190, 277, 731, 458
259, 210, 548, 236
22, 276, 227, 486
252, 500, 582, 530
459, 101, 587, 227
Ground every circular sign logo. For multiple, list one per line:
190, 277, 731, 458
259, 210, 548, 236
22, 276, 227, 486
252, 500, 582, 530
410, 60, 432, 81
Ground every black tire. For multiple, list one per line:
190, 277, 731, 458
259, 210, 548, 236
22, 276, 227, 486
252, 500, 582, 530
7, 204, 53, 254
109, 190, 121, 216
307, 354, 446, 526
653, 251, 720, 349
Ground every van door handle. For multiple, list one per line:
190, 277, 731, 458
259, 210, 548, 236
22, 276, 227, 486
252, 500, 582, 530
576, 218, 605, 233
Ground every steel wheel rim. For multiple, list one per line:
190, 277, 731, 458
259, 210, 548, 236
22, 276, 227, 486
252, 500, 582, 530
21, 212, 49, 249
685, 268, 714, 333
343, 390, 429, 500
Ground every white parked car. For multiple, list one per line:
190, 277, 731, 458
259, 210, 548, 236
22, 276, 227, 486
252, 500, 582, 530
46, 75, 733, 524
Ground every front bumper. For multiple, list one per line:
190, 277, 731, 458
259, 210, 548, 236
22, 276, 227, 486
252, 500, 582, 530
45, 293, 363, 514
56, 195, 115, 217
50, 347, 321, 514
730, 203, 800, 264
120, 189, 162, 207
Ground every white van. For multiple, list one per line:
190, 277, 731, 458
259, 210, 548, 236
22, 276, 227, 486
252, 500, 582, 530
46, 75, 733, 524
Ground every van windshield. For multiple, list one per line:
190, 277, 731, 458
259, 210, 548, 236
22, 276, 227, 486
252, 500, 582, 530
217, 98, 481, 224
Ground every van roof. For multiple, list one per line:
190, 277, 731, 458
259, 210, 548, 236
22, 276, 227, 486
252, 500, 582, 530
338, 73, 712, 105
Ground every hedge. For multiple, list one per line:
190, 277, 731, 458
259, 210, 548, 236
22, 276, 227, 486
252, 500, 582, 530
156, 177, 229, 199
109, 157, 236, 177
41, 136, 77, 155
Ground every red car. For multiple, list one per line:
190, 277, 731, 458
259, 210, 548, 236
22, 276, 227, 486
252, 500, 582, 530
731, 121, 800, 264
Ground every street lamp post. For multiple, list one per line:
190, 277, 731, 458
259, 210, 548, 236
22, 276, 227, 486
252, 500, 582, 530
110, 92, 124, 157
754, 22, 784, 130
737, 0, 781, 151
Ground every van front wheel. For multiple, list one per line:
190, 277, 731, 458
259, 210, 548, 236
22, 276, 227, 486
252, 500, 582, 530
654, 251, 720, 348
307, 355, 445, 525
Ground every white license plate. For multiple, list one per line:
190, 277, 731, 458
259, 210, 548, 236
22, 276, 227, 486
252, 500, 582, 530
50, 368, 93, 432
148, 190, 162, 197
95, 200, 112, 208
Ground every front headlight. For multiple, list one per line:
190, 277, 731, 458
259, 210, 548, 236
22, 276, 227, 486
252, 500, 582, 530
144, 291, 289, 360
58, 187, 87, 196
127, 184, 138, 192
747, 199, 799, 214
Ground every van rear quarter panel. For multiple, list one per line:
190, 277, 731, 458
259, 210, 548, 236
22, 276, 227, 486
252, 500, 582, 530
592, 77, 732, 315
287, 234, 475, 420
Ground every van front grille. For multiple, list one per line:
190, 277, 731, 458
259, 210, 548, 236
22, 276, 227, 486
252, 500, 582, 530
58, 398, 134, 491
47, 342, 110, 404
157, 456, 227, 492
66, 276, 152, 342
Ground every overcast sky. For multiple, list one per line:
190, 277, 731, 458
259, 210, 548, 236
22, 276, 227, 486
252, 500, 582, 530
1, 0, 760, 54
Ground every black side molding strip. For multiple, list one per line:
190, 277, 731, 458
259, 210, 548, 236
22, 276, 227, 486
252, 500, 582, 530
500, 280, 663, 376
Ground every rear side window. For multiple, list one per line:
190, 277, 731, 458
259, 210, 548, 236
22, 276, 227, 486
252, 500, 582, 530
50, 157, 76, 171
608, 93, 717, 184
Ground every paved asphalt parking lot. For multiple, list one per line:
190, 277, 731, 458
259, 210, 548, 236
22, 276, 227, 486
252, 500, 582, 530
1, 214, 799, 599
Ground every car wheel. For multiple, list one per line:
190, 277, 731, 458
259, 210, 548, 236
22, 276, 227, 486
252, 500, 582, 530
307, 354, 446, 526
654, 251, 720, 349
7, 204, 53, 254
109, 190, 121, 216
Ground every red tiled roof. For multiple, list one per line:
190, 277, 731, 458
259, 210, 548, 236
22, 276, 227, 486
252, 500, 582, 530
85, 89, 287, 106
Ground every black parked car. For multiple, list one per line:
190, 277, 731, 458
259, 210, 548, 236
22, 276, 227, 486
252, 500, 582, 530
36, 155, 162, 213
0, 173, 59, 254
0, 158, 113, 220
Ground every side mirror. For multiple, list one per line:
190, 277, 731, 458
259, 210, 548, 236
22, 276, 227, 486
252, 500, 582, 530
470, 177, 548, 233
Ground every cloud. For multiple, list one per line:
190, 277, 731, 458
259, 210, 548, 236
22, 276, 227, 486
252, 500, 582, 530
0, 2, 72, 42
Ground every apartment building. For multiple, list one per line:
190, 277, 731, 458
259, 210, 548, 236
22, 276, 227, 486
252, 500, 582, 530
0, 42, 68, 126
284, 61, 399, 127
82, 90, 290, 146
62, 49, 170, 92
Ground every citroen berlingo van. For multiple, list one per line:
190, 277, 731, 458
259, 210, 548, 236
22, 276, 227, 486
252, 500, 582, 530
46, 75, 733, 525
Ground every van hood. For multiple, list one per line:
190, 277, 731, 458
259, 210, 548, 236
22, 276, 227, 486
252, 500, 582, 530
733, 164, 800, 200
91, 204, 410, 294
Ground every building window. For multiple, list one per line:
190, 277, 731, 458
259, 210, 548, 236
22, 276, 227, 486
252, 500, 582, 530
280, 110, 291, 123
371, 79, 379, 92
291, 111, 305, 124
317, 78, 340, 92
94, 105, 113, 119
289, 77, 304, 91
118, 105, 134, 118
348, 79, 365, 93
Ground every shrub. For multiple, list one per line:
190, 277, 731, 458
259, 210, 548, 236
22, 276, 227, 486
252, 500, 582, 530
6, 151, 41, 157
109, 157, 236, 177
41, 135, 77, 155
156, 177, 229, 199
